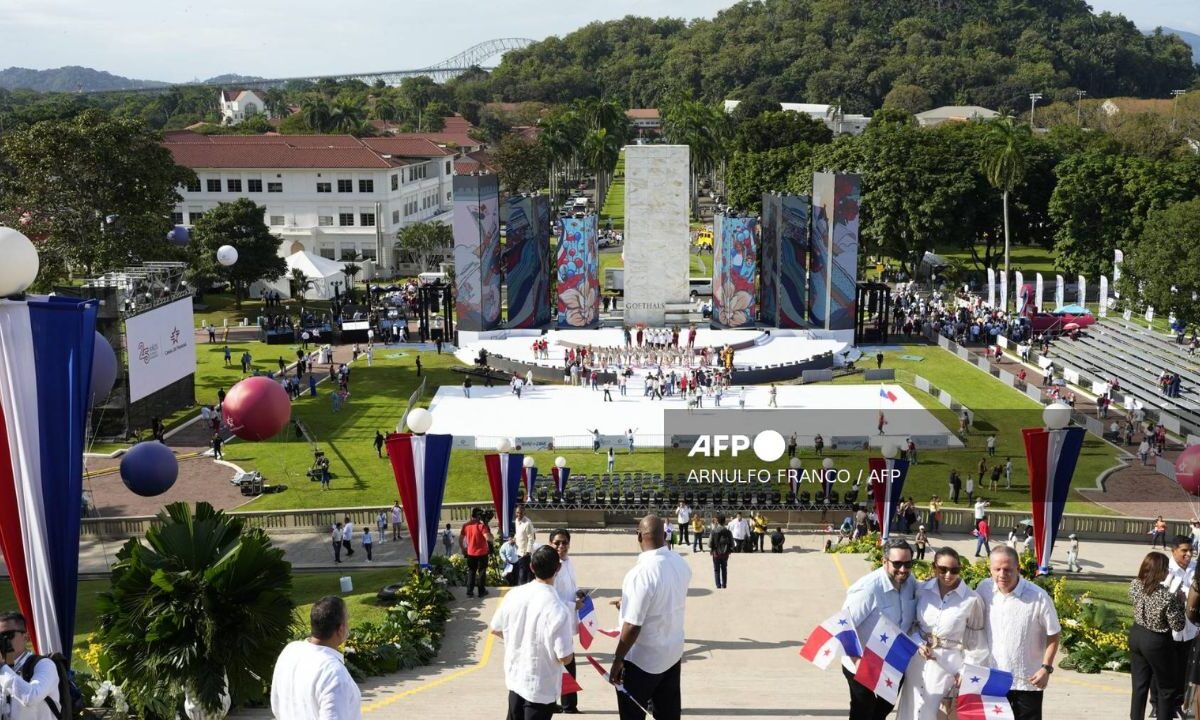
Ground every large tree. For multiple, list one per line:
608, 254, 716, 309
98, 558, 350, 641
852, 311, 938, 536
396, 221, 453, 273
979, 118, 1029, 279
0, 109, 195, 287
493, 134, 549, 195
732, 111, 832, 153
1117, 198, 1200, 326
188, 198, 286, 306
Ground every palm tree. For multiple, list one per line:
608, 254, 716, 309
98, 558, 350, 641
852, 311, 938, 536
288, 268, 314, 306
96, 502, 294, 719
539, 109, 585, 203
662, 100, 727, 217
581, 127, 624, 210
980, 117, 1029, 290
301, 97, 331, 133
342, 262, 362, 301
329, 100, 364, 133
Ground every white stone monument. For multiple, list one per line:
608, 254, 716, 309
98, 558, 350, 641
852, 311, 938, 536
623, 145, 690, 326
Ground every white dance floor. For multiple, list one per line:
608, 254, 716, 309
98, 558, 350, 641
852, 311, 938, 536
426, 383, 959, 449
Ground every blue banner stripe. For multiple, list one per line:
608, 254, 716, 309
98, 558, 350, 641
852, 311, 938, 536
980, 668, 1013, 697
421, 435, 453, 565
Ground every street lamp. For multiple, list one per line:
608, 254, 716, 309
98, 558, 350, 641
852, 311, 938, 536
1076, 90, 1087, 127
1172, 90, 1187, 130
1028, 93, 1043, 130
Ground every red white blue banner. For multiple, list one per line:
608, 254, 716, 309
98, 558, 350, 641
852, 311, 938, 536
853, 616, 918, 703
485, 452, 524, 539
0, 296, 97, 657
868, 456, 910, 542
523, 465, 538, 502
552, 465, 571, 494
800, 612, 863, 670
386, 432, 453, 567
1022, 426, 1085, 573
956, 664, 1015, 720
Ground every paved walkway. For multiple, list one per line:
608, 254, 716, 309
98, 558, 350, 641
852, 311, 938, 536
220, 530, 1131, 719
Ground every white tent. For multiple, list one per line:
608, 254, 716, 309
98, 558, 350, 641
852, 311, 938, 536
258, 251, 348, 301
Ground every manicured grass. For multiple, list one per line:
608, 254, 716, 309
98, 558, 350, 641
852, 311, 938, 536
0, 568, 410, 652
1072, 578, 1132, 623
193, 294, 335, 330
599, 151, 626, 230
932, 243, 1059, 275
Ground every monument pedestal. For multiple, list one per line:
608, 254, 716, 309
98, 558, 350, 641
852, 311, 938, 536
623, 145, 690, 326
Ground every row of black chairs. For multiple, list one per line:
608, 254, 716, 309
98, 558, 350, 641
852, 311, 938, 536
526, 487, 863, 511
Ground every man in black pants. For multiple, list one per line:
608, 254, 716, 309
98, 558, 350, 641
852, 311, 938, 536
460, 508, 493, 598
610, 515, 692, 720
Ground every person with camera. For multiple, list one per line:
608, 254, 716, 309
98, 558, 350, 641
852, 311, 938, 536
0, 611, 62, 720
461, 507, 494, 598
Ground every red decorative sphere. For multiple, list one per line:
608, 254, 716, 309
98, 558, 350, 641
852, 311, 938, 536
1175, 445, 1200, 496
222, 376, 292, 441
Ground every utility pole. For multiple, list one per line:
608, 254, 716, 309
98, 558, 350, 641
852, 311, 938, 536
1172, 89, 1186, 130
1029, 93, 1043, 130
1076, 90, 1087, 127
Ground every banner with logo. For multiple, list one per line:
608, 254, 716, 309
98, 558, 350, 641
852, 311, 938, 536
124, 297, 196, 403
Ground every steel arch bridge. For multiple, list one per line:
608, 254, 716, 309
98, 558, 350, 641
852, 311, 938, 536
88, 38, 536, 94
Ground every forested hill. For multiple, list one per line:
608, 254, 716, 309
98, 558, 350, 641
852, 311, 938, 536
0, 66, 167, 92
486, 0, 1198, 113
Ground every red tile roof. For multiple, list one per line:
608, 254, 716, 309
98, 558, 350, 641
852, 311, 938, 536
442, 115, 474, 133
162, 132, 423, 169
361, 137, 455, 157
625, 108, 660, 120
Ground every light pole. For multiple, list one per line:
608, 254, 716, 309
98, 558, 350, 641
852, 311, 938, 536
1028, 93, 1043, 130
1076, 90, 1087, 127
1172, 90, 1186, 130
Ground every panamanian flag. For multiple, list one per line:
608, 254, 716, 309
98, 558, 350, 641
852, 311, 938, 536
799, 612, 863, 670
484, 452, 524, 539
879, 385, 897, 402
577, 595, 620, 649
853, 616, 918, 703
1022, 425, 1086, 573
0, 295, 98, 657
956, 664, 1015, 720
386, 432, 453, 567
552, 465, 571, 494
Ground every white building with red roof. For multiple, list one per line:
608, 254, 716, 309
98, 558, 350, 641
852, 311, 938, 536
218, 90, 270, 126
164, 131, 457, 274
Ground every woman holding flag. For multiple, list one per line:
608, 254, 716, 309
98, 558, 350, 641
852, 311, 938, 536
550, 529, 583, 714
894, 547, 989, 720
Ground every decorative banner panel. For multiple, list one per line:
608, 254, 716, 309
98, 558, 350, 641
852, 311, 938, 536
828, 173, 861, 331
759, 193, 781, 326
711, 213, 759, 328
452, 175, 502, 332
556, 214, 600, 328
778, 193, 811, 328
809, 173, 832, 328
503, 195, 551, 328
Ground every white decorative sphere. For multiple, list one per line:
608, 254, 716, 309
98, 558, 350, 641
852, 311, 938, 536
0, 228, 40, 295
498, 438, 513, 453
216, 244, 238, 267
822, 457, 834, 470
788, 457, 802, 469
523, 456, 535, 468
406, 408, 433, 434
555, 456, 567, 469
881, 442, 900, 459
1043, 402, 1072, 430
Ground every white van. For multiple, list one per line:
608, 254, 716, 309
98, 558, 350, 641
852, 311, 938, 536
688, 277, 713, 299
573, 197, 590, 211
418, 272, 447, 285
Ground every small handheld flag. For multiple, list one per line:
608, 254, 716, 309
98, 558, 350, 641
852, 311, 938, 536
853, 616, 918, 704
584, 655, 651, 716
879, 385, 897, 403
561, 671, 583, 695
800, 613, 863, 670
956, 664, 1015, 720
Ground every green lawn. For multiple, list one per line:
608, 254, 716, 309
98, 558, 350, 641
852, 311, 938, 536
1072, 578, 1132, 624
932, 242, 1059, 275
599, 151, 626, 231
0, 567, 410, 653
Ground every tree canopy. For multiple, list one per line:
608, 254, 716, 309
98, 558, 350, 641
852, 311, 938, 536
188, 199, 287, 306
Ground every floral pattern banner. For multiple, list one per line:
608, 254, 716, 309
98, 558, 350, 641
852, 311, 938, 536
712, 214, 759, 328
556, 215, 599, 328
503, 195, 551, 328
760, 194, 780, 325
829, 173, 861, 331
453, 175, 501, 331
779, 194, 811, 328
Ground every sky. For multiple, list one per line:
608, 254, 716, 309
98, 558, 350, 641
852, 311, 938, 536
0, 0, 1194, 84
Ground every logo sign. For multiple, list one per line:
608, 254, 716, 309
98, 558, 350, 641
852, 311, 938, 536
688, 430, 785, 461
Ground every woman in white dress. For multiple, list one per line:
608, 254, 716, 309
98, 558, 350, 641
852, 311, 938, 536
895, 547, 990, 720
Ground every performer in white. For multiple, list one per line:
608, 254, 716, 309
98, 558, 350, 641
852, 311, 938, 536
895, 547, 990, 720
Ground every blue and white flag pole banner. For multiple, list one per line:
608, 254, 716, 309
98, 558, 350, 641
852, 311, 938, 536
552, 465, 571, 494
1022, 426, 1085, 574
986, 268, 996, 308
387, 432, 453, 568
523, 465, 538, 502
868, 456, 910, 543
0, 296, 98, 658
485, 452, 524, 539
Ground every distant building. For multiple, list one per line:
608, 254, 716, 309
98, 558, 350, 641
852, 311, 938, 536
218, 90, 269, 126
914, 105, 999, 127
1099, 98, 1176, 117
722, 100, 868, 135
163, 131, 456, 275
626, 109, 661, 137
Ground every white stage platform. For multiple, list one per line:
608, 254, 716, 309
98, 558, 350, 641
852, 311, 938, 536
454, 328, 852, 372
426, 383, 960, 450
